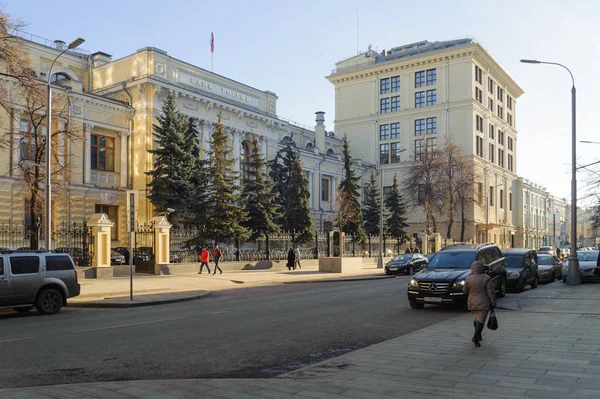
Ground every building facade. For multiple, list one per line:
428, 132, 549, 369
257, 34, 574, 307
327, 39, 527, 246
0, 32, 371, 248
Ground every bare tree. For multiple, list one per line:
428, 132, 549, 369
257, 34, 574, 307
405, 143, 443, 233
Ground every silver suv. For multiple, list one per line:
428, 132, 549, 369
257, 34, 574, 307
0, 252, 81, 315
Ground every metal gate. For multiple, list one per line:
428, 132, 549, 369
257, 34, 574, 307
134, 224, 155, 273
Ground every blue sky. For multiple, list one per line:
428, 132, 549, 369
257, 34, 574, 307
6, 0, 600, 204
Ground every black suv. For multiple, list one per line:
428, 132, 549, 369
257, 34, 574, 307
407, 243, 507, 309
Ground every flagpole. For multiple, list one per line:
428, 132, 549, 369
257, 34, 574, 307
211, 53, 213, 73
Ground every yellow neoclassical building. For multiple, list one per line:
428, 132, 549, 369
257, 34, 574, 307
327, 39, 525, 246
0, 31, 371, 249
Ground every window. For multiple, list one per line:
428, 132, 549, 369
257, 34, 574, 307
498, 130, 504, 145
426, 137, 436, 150
508, 154, 514, 172
321, 178, 330, 202
476, 115, 484, 132
475, 88, 483, 103
380, 78, 390, 94
498, 149, 504, 167
390, 123, 400, 139
10, 256, 39, 275
415, 92, 425, 108
489, 143, 495, 163
383, 186, 393, 200
489, 186, 494, 206
323, 221, 333, 232
95, 204, 119, 240
416, 184, 425, 206
240, 140, 254, 180
497, 105, 503, 120
391, 96, 400, 112
415, 119, 425, 136
391, 142, 402, 163
415, 71, 425, 88
50, 72, 72, 88
497, 87, 504, 102
508, 137, 513, 151
507, 96, 513, 110
478, 183, 483, 204
380, 144, 390, 164
488, 78, 494, 94
489, 98, 494, 112
476, 136, 484, 157
380, 98, 390, 113
475, 65, 483, 84
91, 134, 115, 172
414, 139, 424, 160
380, 124, 390, 140
391, 76, 400, 92
426, 117, 437, 134
46, 255, 74, 271
426, 69, 437, 85
509, 192, 513, 211
19, 121, 46, 162
507, 113, 513, 127
500, 189, 504, 209
489, 124, 495, 140
426, 89, 437, 106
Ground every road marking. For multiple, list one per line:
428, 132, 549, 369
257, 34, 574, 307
0, 336, 34, 343
381, 293, 393, 296
360, 290, 374, 294
209, 311, 230, 315
72, 317, 185, 334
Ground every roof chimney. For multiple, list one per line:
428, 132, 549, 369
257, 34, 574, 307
315, 111, 326, 151
91, 51, 113, 67
54, 40, 65, 50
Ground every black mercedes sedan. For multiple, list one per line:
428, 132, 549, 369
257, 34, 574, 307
385, 253, 428, 275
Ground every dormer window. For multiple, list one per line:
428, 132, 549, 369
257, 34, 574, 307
50, 72, 72, 88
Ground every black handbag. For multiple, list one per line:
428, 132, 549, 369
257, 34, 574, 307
487, 310, 498, 330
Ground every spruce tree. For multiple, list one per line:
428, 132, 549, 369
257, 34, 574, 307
146, 92, 194, 218
240, 134, 280, 241
181, 117, 209, 227
362, 168, 381, 236
337, 134, 365, 242
385, 173, 409, 253
269, 140, 296, 227
205, 114, 249, 244
285, 154, 314, 243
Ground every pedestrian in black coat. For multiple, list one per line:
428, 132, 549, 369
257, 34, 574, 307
287, 248, 296, 271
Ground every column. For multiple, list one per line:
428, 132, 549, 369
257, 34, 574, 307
312, 172, 320, 210
331, 176, 337, 210
11, 110, 21, 173
58, 120, 66, 167
88, 213, 114, 278
261, 136, 268, 158
152, 215, 172, 269
199, 121, 208, 158
232, 129, 241, 174
307, 171, 313, 210
120, 130, 129, 188
84, 124, 93, 184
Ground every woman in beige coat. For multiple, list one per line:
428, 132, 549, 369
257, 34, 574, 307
462, 261, 496, 347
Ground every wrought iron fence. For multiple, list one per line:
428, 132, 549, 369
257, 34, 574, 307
53, 221, 95, 266
0, 223, 34, 250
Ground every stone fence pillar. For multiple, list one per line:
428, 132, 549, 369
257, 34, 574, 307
88, 213, 114, 278
152, 216, 172, 266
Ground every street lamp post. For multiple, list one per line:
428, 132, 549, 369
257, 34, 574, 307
45, 38, 84, 251
377, 149, 406, 268
521, 59, 579, 284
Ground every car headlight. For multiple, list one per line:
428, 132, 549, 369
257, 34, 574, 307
452, 280, 465, 288
409, 279, 419, 287
509, 272, 520, 279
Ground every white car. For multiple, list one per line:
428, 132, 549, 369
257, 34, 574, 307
562, 250, 599, 283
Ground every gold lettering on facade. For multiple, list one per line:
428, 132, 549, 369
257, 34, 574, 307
190, 77, 213, 90
222, 88, 251, 102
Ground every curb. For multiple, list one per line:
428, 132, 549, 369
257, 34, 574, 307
68, 291, 211, 309
283, 275, 395, 284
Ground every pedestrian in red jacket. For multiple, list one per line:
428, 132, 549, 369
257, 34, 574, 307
198, 248, 211, 274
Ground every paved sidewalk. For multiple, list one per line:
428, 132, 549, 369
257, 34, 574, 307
4, 282, 600, 398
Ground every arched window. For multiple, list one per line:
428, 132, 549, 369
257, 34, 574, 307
240, 140, 254, 180
305, 142, 314, 151
50, 72, 72, 88
326, 148, 336, 157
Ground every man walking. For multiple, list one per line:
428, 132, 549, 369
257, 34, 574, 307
295, 247, 302, 269
198, 247, 211, 274
212, 244, 223, 275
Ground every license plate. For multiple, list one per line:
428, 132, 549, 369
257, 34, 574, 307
424, 297, 443, 303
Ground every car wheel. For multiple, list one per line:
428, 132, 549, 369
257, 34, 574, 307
35, 288, 64, 315
531, 275, 538, 289
496, 276, 507, 298
13, 306, 33, 313
408, 265, 414, 275
409, 299, 424, 309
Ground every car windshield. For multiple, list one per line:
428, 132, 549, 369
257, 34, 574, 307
426, 251, 475, 268
504, 255, 524, 268
578, 251, 599, 262
539, 247, 552, 252
391, 254, 412, 262
537, 255, 553, 265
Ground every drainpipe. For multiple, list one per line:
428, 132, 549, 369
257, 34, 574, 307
445, 57, 450, 138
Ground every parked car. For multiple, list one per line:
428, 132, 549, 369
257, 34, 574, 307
407, 243, 507, 309
170, 250, 184, 264
537, 254, 562, 283
112, 247, 131, 264
562, 250, 600, 283
54, 247, 91, 267
538, 246, 554, 255
385, 253, 427, 275
134, 246, 153, 262
0, 252, 80, 315
425, 253, 436, 263
111, 250, 126, 265
502, 248, 539, 292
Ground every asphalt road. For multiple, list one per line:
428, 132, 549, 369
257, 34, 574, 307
0, 277, 464, 389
